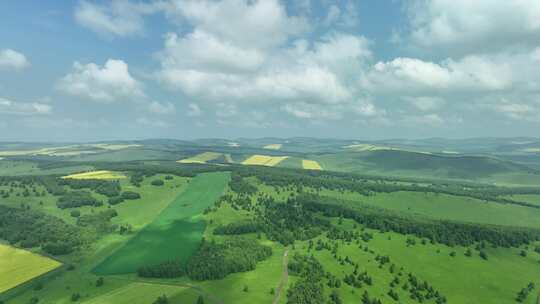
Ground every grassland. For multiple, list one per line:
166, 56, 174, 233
93, 172, 231, 275
61, 170, 127, 180
242, 155, 289, 166
302, 159, 322, 170
0, 160, 93, 176
264, 144, 283, 150
177, 152, 222, 164
289, 218, 540, 304
0, 244, 62, 293
312, 189, 540, 229
82, 283, 190, 304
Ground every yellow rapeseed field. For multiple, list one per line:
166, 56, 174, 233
0, 244, 62, 293
263, 144, 282, 150
302, 159, 323, 170
242, 155, 288, 166
177, 152, 222, 164
62, 170, 127, 180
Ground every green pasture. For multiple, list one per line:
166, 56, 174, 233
93, 172, 231, 275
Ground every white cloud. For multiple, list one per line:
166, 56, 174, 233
324, 5, 341, 26
75, 0, 161, 37
165, 0, 308, 49
159, 30, 265, 73
58, 59, 143, 103
281, 102, 342, 120
494, 103, 534, 120
364, 54, 519, 94
406, 113, 445, 127
148, 101, 175, 115
406, 96, 446, 112
136, 117, 170, 128
0, 97, 51, 115
187, 103, 201, 116
402, 0, 540, 54
0, 49, 30, 71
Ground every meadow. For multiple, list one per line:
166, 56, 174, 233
0, 244, 62, 294
3, 138, 540, 304
93, 172, 231, 275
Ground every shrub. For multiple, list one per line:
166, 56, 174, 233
151, 179, 164, 186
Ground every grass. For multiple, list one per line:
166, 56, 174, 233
502, 194, 540, 207
264, 144, 283, 150
302, 159, 322, 170
318, 189, 540, 229
177, 152, 222, 164
242, 155, 289, 167
61, 170, 127, 180
0, 160, 93, 176
82, 282, 189, 304
0, 244, 62, 293
290, 218, 540, 304
93, 172, 231, 275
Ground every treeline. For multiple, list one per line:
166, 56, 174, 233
187, 238, 272, 280
76, 209, 118, 234
259, 197, 330, 245
57, 191, 100, 209
138, 260, 184, 278
297, 194, 540, 248
287, 254, 326, 304
0, 205, 84, 255
213, 220, 260, 235
233, 165, 540, 209
59, 179, 121, 197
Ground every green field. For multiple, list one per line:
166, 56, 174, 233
0, 244, 62, 293
93, 172, 231, 275
289, 218, 540, 304
319, 189, 540, 229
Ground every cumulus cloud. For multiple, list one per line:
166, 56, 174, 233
406, 96, 446, 112
148, 101, 175, 115
75, 0, 162, 37
0, 49, 30, 71
401, 0, 540, 54
58, 59, 143, 103
187, 103, 201, 117
0, 97, 51, 115
164, 0, 308, 48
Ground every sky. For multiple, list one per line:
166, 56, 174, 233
1, 0, 540, 142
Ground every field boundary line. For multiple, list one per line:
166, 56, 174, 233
272, 247, 289, 304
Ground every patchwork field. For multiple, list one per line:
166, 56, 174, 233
242, 154, 289, 166
264, 144, 283, 150
302, 159, 322, 170
93, 172, 231, 275
62, 170, 127, 180
177, 151, 222, 164
0, 244, 62, 293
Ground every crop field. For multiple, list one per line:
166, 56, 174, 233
177, 151, 222, 164
93, 172, 230, 275
62, 170, 127, 180
264, 143, 283, 150
302, 159, 322, 170
242, 154, 289, 166
0, 244, 62, 293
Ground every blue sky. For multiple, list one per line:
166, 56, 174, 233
1, 0, 540, 141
